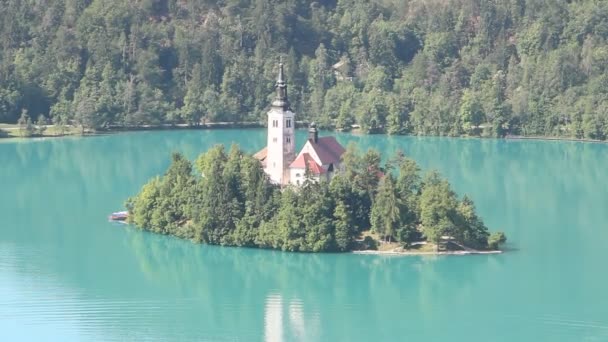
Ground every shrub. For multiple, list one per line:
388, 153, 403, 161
362, 236, 378, 250
488, 231, 507, 250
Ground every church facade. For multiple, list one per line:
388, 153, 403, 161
254, 63, 346, 186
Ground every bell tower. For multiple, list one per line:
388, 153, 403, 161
265, 61, 296, 185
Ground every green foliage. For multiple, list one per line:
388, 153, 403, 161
419, 172, 458, 244
370, 175, 401, 243
1, 0, 606, 141
36, 115, 49, 135
362, 236, 378, 250
459, 90, 484, 134
17, 110, 34, 137
128, 145, 505, 252
126, 153, 198, 238
333, 201, 354, 251
488, 231, 507, 250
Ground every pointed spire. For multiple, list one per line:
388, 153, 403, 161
308, 122, 318, 143
272, 57, 290, 110
277, 56, 285, 84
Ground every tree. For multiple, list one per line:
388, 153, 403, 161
394, 155, 421, 229
0, 0, 605, 141
181, 63, 205, 125
51, 113, 69, 136
386, 95, 408, 135
459, 90, 484, 134
455, 196, 490, 249
488, 231, 507, 250
127, 177, 162, 229
371, 175, 401, 243
419, 171, 458, 245
36, 115, 49, 135
333, 201, 353, 251
128, 144, 505, 253
17, 109, 34, 137
0, 87, 20, 123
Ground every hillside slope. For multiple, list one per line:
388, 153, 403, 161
1, 0, 607, 139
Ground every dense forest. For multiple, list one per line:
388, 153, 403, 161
126, 144, 506, 252
1, 0, 608, 139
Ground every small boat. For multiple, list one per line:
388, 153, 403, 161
109, 211, 128, 221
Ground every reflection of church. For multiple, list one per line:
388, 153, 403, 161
254, 63, 346, 186
264, 294, 319, 342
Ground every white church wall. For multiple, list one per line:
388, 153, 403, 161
290, 168, 305, 186
266, 107, 295, 185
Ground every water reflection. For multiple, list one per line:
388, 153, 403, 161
264, 294, 283, 342
118, 224, 492, 341
263, 294, 320, 342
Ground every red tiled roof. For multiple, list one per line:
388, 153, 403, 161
308, 137, 345, 165
289, 153, 326, 175
253, 147, 267, 160
253, 147, 267, 167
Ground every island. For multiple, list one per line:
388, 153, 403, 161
126, 145, 506, 254
126, 63, 506, 255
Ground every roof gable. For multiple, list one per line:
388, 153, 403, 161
307, 137, 345, 165
289, 153, 326, 175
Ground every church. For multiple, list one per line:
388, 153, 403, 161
254, 63, 346, 186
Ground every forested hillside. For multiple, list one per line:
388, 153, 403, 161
1, 0, 607, 139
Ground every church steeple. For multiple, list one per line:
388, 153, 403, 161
272, 59, 290, 110
265, 58, 295, 185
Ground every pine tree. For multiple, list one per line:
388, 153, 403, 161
181, 63, 205, 125
370, 175, 401, 243
333, 201, 353, 251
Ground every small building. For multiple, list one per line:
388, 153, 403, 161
332, 58, 354, 82
255, 62, 346, 186
289, 124, 345, 184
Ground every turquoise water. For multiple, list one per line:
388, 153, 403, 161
1, 129, 607, 341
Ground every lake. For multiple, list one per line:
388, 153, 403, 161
1, 129, 607, 341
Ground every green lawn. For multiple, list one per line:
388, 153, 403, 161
0, 125, 83, 138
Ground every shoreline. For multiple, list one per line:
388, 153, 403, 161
504, 135, 605, 144
1, 122, 606, 145
352, 249, 503, 256
113, 218, 505, 257
0, 122, 265, 139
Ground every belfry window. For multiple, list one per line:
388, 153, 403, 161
272, 120, 279, 128
286, 119, 292, 128
286, 136, 291, 143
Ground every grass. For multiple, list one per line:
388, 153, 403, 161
0, 125, 83, 138
407, 243, 437, 253
358, 230, 444, 253
360, 230, 404, 251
